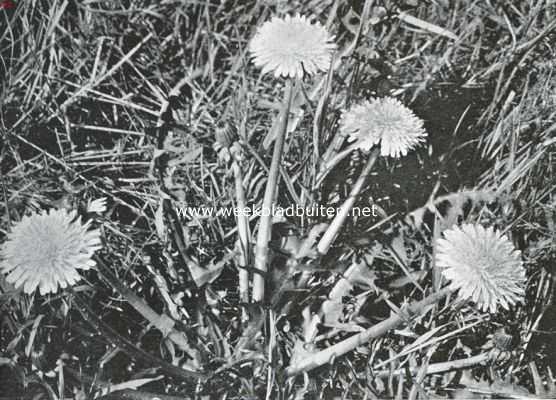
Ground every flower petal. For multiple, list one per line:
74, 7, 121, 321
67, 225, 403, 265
0, 209, 102, 295
249, 14, 336, 78
340, 97, 427, 157
435, 223, 526, 313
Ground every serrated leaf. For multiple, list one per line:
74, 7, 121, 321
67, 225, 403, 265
295, 223, 329, 259
290, 339, 318, 368
322, 299, 344, 325
405, 190, 496, 233
188, 261, 224, 288
98, 376, 163, 396
86, 197, 107, 214
188, 251, 235, 287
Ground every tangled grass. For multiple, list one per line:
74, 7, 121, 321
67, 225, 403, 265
1, 0, 555, 399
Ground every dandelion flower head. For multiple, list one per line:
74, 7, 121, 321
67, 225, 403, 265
436, 224, 526, 313
0, 209, 102, 295
249, 14, 336, 79
340, 97, 427, 158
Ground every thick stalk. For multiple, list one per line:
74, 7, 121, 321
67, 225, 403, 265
317, 147, 379, 255
375, 351, 492, 378
233, 161, 250, 308
252, 79, 294, 302
285, 287, 451, 376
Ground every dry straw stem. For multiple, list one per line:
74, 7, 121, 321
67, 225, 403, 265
317, 147, 380, 255
375, 351, 492, 379
252, 79, 294, 302
285, 287, 451, 376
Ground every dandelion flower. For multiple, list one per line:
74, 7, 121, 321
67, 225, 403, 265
435, 224, 526, 313
341, 97, 427, 158
0, 209, 101, 295
249, 14, 336, 79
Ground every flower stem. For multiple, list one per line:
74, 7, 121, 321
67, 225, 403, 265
315, 143, 361, 188
232, 161, 251, 316
285, 287, 452, 377
252, 79, 294, 303
375, 351, 493, 378
317, 147, 380, 255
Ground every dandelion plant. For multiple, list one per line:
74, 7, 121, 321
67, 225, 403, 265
249, 14, 335, 302
289, 223, 526, 375
318, 97, 428, 254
